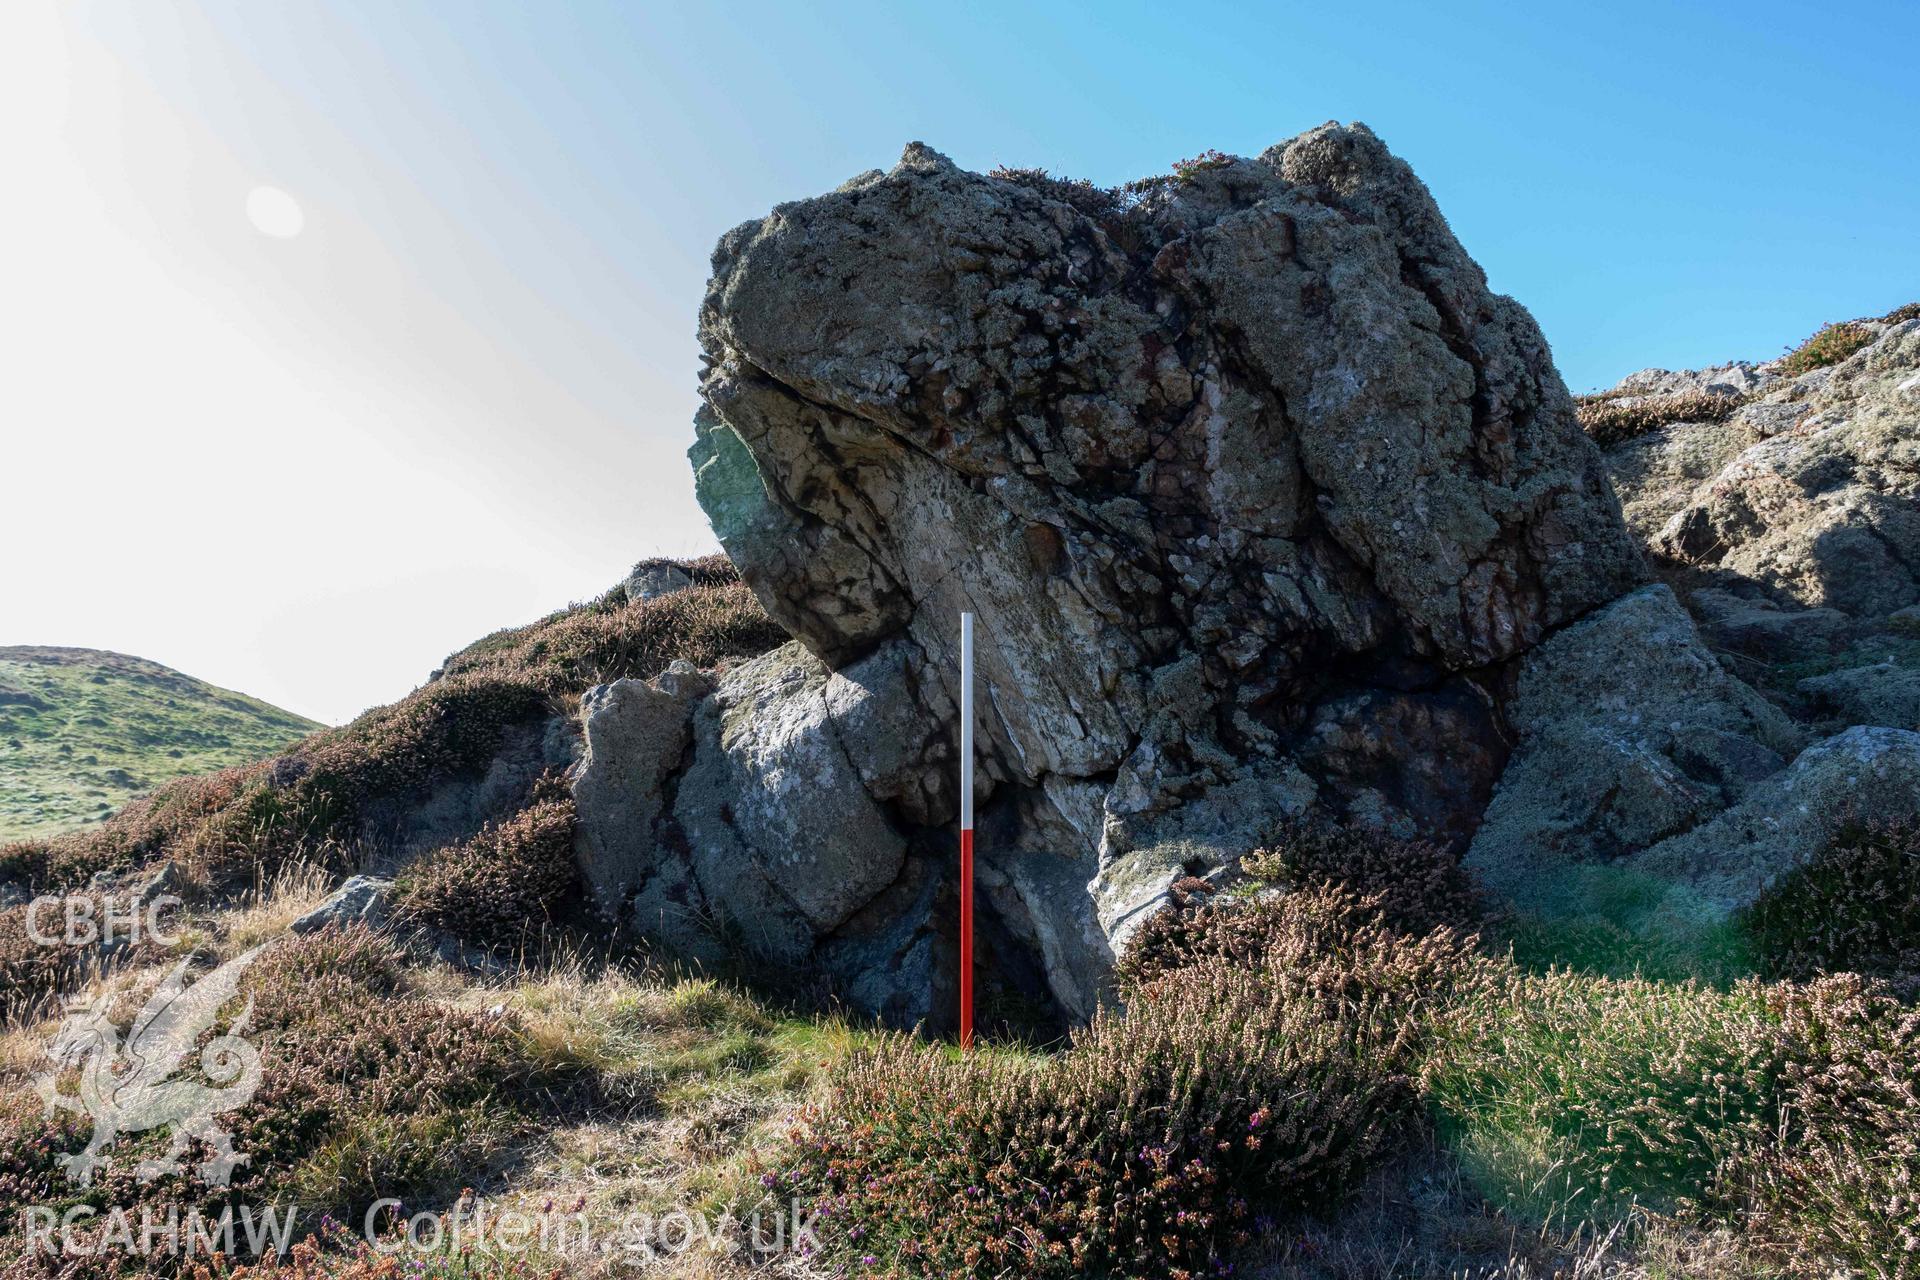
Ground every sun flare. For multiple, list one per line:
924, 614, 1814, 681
244, 185, 304, 239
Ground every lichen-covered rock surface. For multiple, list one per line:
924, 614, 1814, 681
1464, 585, 1803, 914
1552, 308, 1920, 959
1653, 319, 1920, 620
663, 122, 1675, 1019
1596, 313, 1920, 731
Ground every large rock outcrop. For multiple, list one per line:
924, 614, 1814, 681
669, 122, 1668, 1018
1464, 585, 1804, 914
576, 124, 1881, 1020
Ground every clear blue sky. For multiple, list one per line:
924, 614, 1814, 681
7, 0, 1917, 723
236, 0, 1920, 391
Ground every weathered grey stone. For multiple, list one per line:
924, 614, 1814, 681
659, 643, 915, 971
1604, 420, 1750, 543
1467, 585, 1804, 913
992, 847, 1110, 1022
825, 641, 956, 827
292, 876, 392, 935
1629, 726, 1920, 940
1093, 757, 1318, 954
570, 664, 712, 925
623, 560, 693, 603
1654, 321, 1920, 618
688, 124, 1648, 1009
1684, 588, 1853, 663
818, 856, 948, 1029
969, 779, 1114, 1020
698, 126, 1641, 722
1614, 362, 1774, 399
132, 861, 183, 907
380, 715, 578, 860
1798, 661, 1920, 730
702, 644, 908, 932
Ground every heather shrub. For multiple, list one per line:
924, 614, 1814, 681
230, 928, 539, 1220
0, 1089, 92, 1222
1117, 880, 1478, 993
1743, 816, 1920, 989
180, 1228, 559, 1280
1427, 969, 1785, 1219
0, 675, 554, 898
1779, 318, 1876, 375
989, 166, 1128, 222
1171, 148, 1234, 181
0, 764, 266, 891
297, 675, 552, 807
0, 930, 572, 1271
1739, 974, 1920, 1277
0, 903, 108, 1021
790, 892, 1467, 1278
249, 919, 408, 993
1575, 389, 1742, 447
395, 788, 579, 953
1241, 820, 1482, 936
0, 930, 526, 1259
435, 576, 783, 694
625, 551, 738, 590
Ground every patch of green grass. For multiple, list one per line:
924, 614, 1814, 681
1427, 970, 1783, 1221
507, 969, 881, 1124
1489, 863, 1757, 984
0, 647, 320, 844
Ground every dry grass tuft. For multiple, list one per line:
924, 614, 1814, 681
219, 859, 337, 954
1575, 390, 1742, 448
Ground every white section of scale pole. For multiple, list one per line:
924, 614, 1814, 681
960, 612, 974, 829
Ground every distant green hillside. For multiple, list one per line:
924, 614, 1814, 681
0, 646, 323, 844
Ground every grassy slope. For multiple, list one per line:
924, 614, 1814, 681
0, 646, 321, 844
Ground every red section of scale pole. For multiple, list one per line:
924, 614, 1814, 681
959, 827, 973, 1049
959, 610, 975, 1050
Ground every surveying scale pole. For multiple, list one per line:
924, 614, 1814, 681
959, 610, 975, 1050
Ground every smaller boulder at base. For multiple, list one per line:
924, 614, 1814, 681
291, 876, 392, 935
